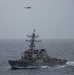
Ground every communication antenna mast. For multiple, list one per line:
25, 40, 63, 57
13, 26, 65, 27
25, 29, 41, 50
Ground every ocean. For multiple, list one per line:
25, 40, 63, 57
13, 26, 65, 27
0, 39, 74, 75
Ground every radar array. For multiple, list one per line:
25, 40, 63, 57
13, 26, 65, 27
26, 29, 41, 50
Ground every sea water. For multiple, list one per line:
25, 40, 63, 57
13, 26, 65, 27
0, 39, 74, 75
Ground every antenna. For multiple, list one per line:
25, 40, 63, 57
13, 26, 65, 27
25, 29, 41, 50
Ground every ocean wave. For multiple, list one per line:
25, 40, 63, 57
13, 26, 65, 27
54, 65, 66, 68
66, 61, 74, 66
39, 66, 50, 68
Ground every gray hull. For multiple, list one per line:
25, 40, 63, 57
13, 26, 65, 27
8, 59, 67, 69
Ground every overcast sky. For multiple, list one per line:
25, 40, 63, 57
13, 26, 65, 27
0, 0, 74, 39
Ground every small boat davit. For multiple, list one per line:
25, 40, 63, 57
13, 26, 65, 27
8, 29, 67, 69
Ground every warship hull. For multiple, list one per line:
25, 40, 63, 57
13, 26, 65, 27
8, 59, 67, 69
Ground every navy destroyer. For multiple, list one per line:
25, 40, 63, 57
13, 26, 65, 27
8, 30, 67, 69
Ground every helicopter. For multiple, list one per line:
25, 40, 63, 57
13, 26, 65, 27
25, 6, 31, 9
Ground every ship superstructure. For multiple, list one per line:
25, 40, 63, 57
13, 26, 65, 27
21, 29, 48, 63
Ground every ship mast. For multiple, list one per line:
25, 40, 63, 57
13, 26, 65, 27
26, 29, 41, 50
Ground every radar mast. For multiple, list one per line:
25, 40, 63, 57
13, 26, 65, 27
26, 29, 41, 50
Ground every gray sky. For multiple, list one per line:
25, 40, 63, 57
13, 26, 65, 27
0, 0, 74, 39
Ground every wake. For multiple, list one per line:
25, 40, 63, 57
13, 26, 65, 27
54, 61, 74, 69
66, 61, 74, 66
40, 61, 74, 69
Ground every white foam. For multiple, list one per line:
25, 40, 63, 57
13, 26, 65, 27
66, 61, 74, 66
40, 66, 50, 68
55, 65, 66, 68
